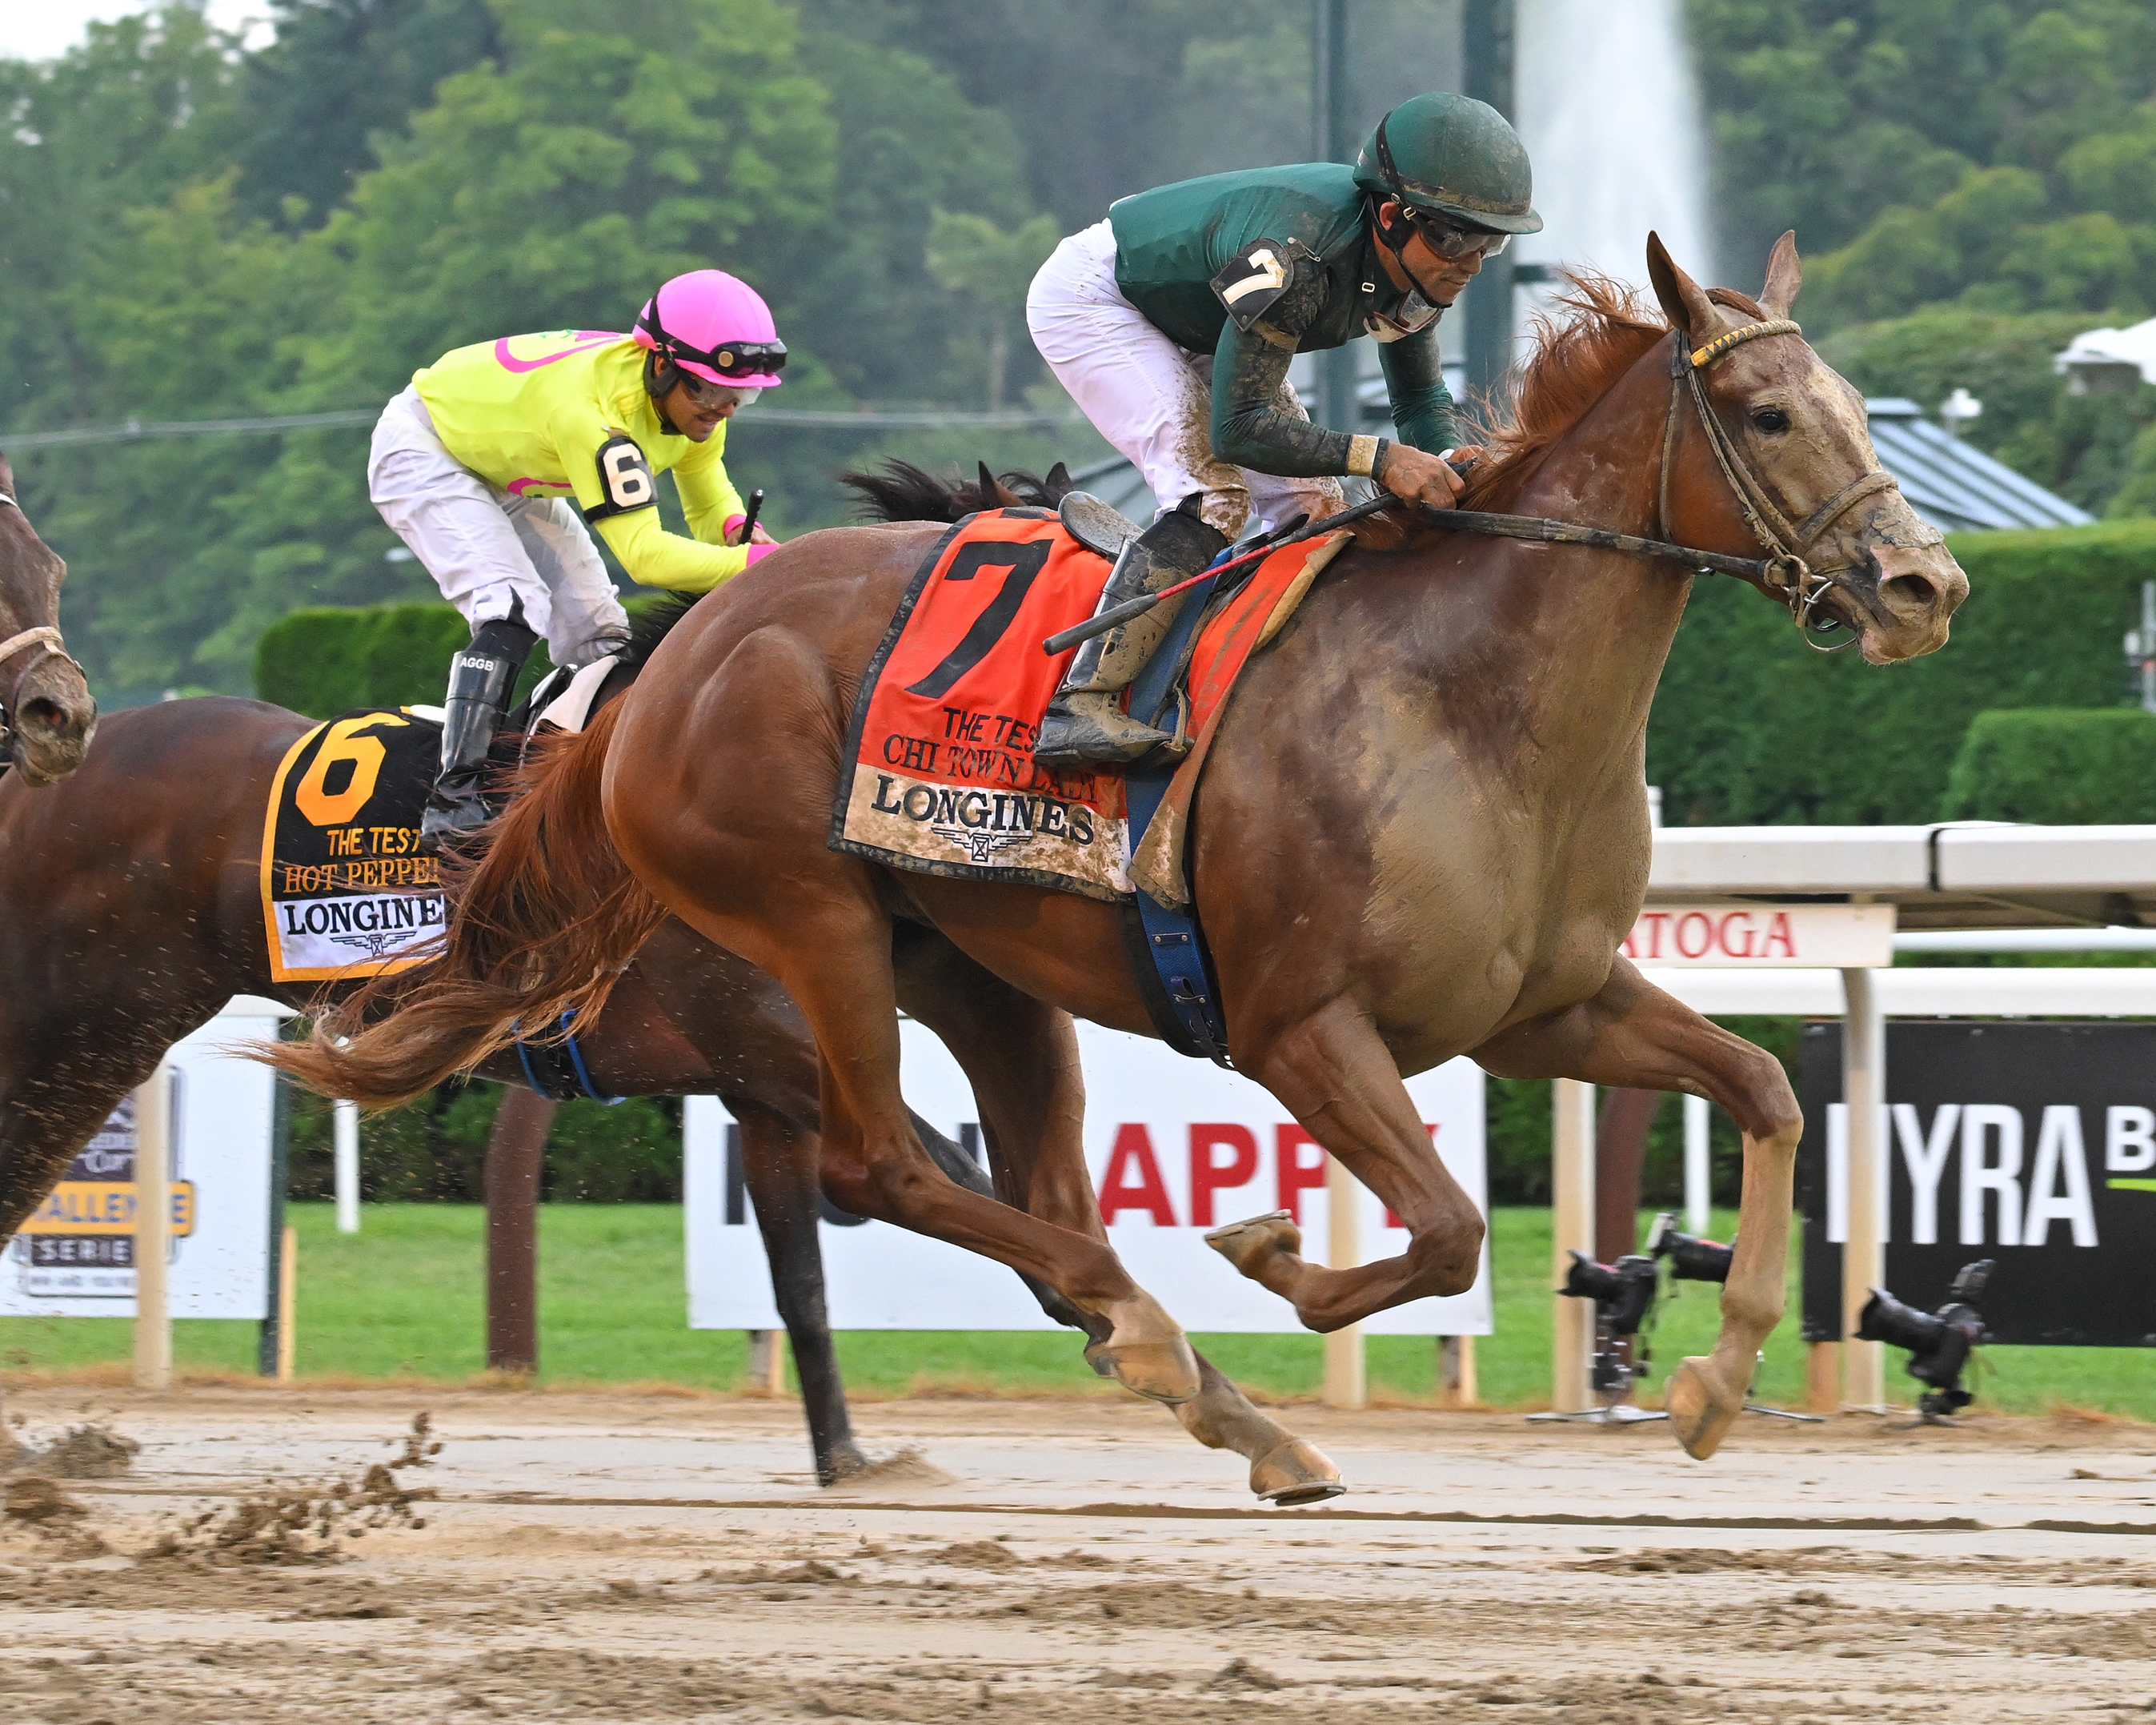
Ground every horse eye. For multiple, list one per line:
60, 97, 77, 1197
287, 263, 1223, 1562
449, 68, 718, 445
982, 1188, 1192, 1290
1753, 407, 1791, 434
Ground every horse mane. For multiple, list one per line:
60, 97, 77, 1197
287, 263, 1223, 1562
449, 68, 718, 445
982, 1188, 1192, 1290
1457, 273, 1672, 511
842, 459, 1078, 524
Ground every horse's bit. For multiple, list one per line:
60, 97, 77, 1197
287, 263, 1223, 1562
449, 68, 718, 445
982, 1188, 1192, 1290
0, 491, 86, 751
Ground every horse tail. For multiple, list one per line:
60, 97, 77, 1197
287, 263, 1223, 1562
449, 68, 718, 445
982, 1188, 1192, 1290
271, 700, 667, 1109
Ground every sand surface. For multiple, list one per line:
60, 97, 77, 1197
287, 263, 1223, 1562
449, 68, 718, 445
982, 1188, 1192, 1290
2, 1384, 2153, 1722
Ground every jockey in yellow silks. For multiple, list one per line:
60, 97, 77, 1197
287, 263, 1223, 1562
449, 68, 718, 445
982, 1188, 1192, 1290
367, 269, 785, 848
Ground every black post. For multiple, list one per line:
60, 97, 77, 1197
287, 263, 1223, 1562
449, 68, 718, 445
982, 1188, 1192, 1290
257, 1067, 291, 1377
1461, 0, 1518, 408
1312, 0, 1360, 440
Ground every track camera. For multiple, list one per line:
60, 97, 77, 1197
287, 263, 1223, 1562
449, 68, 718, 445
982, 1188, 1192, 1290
1856, 1259, 1994, 1423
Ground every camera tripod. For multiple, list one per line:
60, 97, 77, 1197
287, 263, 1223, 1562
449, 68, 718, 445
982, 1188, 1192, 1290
1528, 1218, 1822, 1427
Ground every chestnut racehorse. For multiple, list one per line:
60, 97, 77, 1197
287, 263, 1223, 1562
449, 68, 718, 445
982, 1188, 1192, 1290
296, 236, 1967, 1458
0, 452, 98, 784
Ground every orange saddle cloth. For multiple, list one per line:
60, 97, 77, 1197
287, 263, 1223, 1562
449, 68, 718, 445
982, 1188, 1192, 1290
828, 507, 1347, 903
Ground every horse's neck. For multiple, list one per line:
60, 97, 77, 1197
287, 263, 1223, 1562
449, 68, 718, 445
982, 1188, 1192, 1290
1462, 348, 1691, 788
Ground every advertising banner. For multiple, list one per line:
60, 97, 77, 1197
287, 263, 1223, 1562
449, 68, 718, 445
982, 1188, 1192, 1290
687, 1019, 1489, 1334
1798, 1021, 2156, 1348
0, 1006, 281, 1319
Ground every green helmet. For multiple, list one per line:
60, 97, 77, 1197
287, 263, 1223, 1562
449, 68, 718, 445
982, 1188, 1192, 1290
1353, 92, 1543, 235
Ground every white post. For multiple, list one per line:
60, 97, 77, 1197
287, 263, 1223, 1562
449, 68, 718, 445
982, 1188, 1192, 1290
1321, 1153, 1365, 1409
1683, 1093, 1711, 1234
1551, 1079, 1597, 1413
1840, 966, 1887, 1410
333, 1099, 361, 1234
132, 1065, 173, 1392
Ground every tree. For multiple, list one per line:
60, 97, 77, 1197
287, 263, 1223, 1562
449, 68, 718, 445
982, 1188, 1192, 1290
924, 211, 1059, 410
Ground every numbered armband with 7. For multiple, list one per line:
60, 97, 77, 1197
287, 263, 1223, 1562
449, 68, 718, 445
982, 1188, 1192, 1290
585, 433, 659, 522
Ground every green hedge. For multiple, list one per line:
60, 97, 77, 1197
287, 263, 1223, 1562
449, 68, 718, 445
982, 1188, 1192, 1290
252, 602, 572, 718
1942, 707, 2156, 823
1648, 520, 2156, 825
254, 602, 475, 718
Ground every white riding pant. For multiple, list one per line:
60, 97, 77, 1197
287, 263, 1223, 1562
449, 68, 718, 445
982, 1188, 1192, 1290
1026, 219, 1343, 539
367, 386, 630, 665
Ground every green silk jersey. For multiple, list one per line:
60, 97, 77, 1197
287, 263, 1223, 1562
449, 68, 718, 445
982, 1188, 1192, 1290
1108, 163, 1457, 476
412, 331, 753, 593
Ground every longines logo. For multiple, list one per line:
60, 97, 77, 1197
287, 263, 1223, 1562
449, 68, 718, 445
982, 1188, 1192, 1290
868, 773, 1099, 848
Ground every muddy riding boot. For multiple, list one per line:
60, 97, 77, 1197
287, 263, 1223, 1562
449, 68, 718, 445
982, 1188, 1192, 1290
419, 616, 537, 854
1035, 501, 1229, 770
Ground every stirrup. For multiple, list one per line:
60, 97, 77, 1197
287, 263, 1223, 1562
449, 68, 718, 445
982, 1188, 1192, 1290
418, 784, 491, 852
1033, 692, 1172, 769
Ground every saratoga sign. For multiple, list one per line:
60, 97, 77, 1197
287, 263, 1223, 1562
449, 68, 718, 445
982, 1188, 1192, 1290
685, 1020, 1489, 1336
1625, 901, 1896, 967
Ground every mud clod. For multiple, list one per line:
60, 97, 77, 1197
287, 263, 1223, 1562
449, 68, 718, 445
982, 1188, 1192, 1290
26, 1423, 139, 1479
144, 1412, 439, 1566
4, 1476, 86, 1525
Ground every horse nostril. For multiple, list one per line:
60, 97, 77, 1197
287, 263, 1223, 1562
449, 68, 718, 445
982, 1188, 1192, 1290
17, 696, 68, 735
1881, 572, 1938, 609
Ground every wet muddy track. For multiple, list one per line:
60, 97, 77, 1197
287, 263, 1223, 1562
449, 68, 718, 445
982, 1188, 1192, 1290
2, 1387, 2153, 1723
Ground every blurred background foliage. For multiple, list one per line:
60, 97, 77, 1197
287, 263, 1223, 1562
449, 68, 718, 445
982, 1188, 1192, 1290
1688, 0, 2156, 517
0, 0, 1465, 705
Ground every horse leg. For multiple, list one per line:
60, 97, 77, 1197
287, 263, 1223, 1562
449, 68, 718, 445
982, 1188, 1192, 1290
895, 932, 1340, 1502
1473, 959, 1801, 1461
1206, 996, 1489, 1327
677, 895, 1196, 1404
730, 1097, 868, 1486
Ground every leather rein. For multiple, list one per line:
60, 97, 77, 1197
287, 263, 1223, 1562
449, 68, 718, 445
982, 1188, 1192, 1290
1429, 317, 1898, 648
0, 491, 86, 748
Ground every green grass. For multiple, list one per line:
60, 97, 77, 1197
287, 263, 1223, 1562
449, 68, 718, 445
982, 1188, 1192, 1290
2, 1204, 2148, 1418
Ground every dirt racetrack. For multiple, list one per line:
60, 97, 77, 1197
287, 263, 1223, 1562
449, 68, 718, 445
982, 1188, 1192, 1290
2, 1384, 2154, 1723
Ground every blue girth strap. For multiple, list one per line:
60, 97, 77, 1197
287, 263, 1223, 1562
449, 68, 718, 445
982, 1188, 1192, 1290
513, 1011, 623, 1105
1119, 562, 1233, 1069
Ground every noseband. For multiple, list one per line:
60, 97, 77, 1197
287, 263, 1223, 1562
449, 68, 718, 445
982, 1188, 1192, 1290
0, 491, 86, 750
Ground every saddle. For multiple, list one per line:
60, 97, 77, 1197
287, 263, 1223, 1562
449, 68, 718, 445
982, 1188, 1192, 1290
828, 499, 1349, 1057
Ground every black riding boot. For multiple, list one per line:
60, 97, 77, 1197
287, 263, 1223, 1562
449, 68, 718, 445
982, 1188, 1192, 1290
419, 616, 537, 853
1035, 499, 1228, 770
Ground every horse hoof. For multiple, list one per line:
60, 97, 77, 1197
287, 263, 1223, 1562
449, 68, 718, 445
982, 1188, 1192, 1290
1205, 1210, 1301, 1278
1096, 1294, 1201, 1403
1250, 1438, 1344, 1506
1666, 1356, 1741, 1460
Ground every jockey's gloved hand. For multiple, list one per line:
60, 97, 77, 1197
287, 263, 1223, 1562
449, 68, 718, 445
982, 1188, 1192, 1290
1381, 443, 1469, 509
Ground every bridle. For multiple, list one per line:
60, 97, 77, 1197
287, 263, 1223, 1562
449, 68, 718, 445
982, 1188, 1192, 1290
1653, 319, 1900, 645
1393, 315, 1907, 651
0, 491, 86, 752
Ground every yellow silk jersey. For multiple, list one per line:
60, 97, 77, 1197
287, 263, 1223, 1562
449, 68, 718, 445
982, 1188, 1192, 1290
412, 330, 752, 592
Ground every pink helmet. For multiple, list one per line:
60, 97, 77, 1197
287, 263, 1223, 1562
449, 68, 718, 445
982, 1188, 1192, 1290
633, 269, 787, 389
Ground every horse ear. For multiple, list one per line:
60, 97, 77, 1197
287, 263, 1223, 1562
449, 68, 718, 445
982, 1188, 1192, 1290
1645, 231, 1717, 340
1761, 231, 1801, 320
976, 461, 1021, 508
1042, 461, 1074, 501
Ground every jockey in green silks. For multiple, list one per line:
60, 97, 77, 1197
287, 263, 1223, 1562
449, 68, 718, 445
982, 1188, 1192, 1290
1025, 91, 1542, 769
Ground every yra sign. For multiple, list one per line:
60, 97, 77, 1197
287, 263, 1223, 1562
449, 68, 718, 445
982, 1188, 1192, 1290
1629, 901, 1895, 967
1799, 1022, 2156, 1347
687, 1020, 1489, 1335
